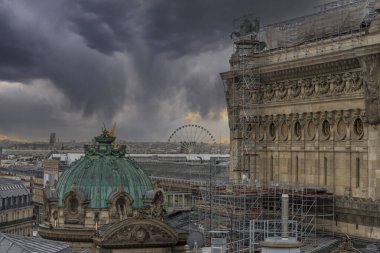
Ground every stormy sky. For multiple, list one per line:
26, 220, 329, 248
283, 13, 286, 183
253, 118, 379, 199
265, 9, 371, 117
0, 0, 324, 142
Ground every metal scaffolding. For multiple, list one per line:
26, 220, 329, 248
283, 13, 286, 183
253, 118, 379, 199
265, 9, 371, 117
191, 180, 335, 252
260, 0, 375, 50
151, 1, 378, 252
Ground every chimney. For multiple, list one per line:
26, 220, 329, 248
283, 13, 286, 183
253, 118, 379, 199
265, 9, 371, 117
281, 194, 289, 239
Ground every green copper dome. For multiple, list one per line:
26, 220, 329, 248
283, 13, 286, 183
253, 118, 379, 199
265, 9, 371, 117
56, 129, 153, 208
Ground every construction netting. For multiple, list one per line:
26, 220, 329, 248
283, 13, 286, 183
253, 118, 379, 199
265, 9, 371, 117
258, 0, 375, 50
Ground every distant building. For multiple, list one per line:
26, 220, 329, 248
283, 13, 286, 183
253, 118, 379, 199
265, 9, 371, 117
0, 167, 44, 224
49, 132, 56, 149
0, 178, 34, 236
42, 158, 68, 187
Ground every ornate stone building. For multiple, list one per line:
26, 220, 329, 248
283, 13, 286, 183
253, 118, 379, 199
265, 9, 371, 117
39, 129, 187, 252
221, 0, 380, 239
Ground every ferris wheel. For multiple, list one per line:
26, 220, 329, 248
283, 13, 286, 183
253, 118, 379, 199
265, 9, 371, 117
168, 124, 216, 154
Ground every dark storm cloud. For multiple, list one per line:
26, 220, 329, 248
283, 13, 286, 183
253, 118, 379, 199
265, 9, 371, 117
0, 0, 127, 117
124, 0, 323, 123
142, 0, 323, 56
67, 0, 140, 54
0, 0, 323, 140
0, 4, 45, 80
0, 83, 69, 139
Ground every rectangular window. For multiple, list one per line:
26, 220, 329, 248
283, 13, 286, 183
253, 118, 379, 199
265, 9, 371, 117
296, 156, 299, 183
270, 156, 274, 181
356, 158, 360, 188
324, 157, 327, 185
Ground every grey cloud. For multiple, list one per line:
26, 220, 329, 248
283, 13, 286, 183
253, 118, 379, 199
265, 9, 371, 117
0, 0, 128, 118
67, 0, 140, 54
0, 6, 45, 80
0, 88, 66, 137
0, 0, 324, 140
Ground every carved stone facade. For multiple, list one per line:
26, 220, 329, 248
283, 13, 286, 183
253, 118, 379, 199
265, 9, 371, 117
235, 109, 368, 197
360, 54, 380, 124
254, 70, 364, 105
42, 185, 185, 251
40, 131, 187, 252
221, 3, 380, 240
94, 218, 180, 250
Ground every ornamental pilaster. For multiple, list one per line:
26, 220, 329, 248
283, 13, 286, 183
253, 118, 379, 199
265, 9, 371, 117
359, 54, 380, 124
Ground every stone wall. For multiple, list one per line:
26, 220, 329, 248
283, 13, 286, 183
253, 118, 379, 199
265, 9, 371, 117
221, 4, 380, 239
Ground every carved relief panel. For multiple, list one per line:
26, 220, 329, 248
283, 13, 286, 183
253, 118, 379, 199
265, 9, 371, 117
96, 219, 178, 249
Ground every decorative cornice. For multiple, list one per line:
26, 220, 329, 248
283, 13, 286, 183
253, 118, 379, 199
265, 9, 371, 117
38, 225, 95, 242
261, 59, 360, 83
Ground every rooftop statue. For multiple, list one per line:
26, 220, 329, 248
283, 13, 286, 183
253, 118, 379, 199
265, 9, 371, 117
230, 17, 260, 39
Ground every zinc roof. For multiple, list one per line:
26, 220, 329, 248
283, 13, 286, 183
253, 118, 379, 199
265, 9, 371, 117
0, 178, 30, 198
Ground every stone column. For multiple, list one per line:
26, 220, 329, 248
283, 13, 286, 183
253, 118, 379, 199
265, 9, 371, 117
360, 54, 380, 199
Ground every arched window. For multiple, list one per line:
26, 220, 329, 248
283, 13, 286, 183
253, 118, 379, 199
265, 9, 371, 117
324, 157, 328, 185
116, 198, 126, 214
356, 158, 360, 188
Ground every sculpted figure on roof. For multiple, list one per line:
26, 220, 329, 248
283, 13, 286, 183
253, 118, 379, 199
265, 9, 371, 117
230, 17, 260, 39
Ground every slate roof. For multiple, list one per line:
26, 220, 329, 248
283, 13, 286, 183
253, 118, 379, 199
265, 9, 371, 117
0, 178, 29, 198
0, 233, 92, 253
0, 233, 70, 253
